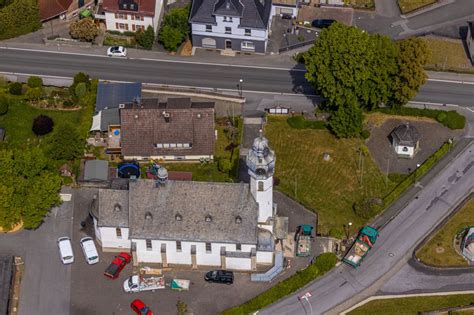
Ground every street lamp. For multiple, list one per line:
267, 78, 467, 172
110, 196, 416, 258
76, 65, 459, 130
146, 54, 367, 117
237, 79, 243, 97
344, 222, 352, 240
299, 292, 313, 315
414, 163, 421, 183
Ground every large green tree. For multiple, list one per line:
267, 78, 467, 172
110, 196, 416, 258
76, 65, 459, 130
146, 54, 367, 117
47, 123, 83, 161
159, 5, 190, 52
136, 25, 155, 50
391, 38, 430, 107
328, 99, 364, 138
305, 23, 398, 111
0, 148, 61, 229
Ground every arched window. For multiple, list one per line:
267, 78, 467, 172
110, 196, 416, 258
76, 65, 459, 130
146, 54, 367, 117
258, 181, 264, 191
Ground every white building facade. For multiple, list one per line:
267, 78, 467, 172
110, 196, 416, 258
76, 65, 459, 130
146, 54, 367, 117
100, 0, 162, 33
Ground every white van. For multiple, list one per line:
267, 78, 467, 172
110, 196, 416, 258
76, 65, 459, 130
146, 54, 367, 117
80, 237, 99, 265
58, 236, 74, 264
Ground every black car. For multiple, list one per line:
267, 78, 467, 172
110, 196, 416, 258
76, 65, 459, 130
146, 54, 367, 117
204, 270, 234, 284
311, 19, 336, 29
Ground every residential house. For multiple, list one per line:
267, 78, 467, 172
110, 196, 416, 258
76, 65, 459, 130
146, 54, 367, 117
390, 123, 421, 158
120, 98, 215, 161
90, 134, 282, 271
271, 0, 298, 18
95, 82, 142, 112
39, 0, 93, 21
99, 0, 163, 33
467, 21, 474, 64
189, 0, 272, 53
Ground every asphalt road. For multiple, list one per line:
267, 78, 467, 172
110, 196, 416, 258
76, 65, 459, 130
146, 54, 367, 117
0, 49, 474, 108
261, 141, 474, 315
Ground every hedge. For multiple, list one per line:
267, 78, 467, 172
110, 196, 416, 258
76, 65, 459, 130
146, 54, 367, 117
376, 107, 465, 130
221, 253, 338, 315
287, 115, 327, 130
0, 0, 40, 40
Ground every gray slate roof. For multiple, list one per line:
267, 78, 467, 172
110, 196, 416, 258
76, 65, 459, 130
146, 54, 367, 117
0, 256, 13, 315
95, 82, 142, 112
391, 123, 421, 146
98, 189, 129, 228
128, 180, 259, 244
84, 160, 109, 181
190, 0, 272, 29
100, 108, 120, 132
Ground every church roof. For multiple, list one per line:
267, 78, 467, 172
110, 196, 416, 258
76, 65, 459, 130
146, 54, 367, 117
247, 132, 275, 177
390, 123, 420, 146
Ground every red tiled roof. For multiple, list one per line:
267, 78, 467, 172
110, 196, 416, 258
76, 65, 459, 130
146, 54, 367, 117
39, 0, 73, 21
102, 0, 156, 16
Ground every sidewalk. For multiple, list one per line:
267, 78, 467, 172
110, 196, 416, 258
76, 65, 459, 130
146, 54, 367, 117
427, 70, 474, 83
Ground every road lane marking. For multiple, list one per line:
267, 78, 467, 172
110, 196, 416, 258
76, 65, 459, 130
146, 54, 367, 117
427, 78, 474, 85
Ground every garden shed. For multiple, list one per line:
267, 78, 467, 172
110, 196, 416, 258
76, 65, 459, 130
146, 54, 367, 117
84, 160, 109, 181
390, 123, 420, 158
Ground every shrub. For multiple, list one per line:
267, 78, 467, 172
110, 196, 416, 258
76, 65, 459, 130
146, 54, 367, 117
75, 82, 88, 99
63, 99, 74, 107
360, 129, 370, 139
314, 252, 338, 273
70, 72, 90, 99
69, 17, 98, 41
136, 25, 155, 50
32, 115, 54, 135
436, 112, 447, 123
159, 5, 190, 52
26, 87, 42, 101
329, 227, 344, 239
9, 82, 22, 95
293, 51, 307, 64
443, 111, 465, 129
0, 95, 8, 115
376, 107, 465, 130
218, 158, 232, 174
287, 115, 327, 129
0, 0, 41, 40
159, 25, 184, 52
27, 76, 43, 88
353, 198, 383, 220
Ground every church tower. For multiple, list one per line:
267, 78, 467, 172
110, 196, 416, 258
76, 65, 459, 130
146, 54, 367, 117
246, 131, 276, 224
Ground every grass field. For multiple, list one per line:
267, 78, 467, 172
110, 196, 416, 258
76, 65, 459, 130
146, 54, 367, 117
422, 37, 473, 73
0, 96, 84, 147
416, 198, 473, 267
398, 0, 437, 14
265, 116, 398, 233
348, 294, 474, 315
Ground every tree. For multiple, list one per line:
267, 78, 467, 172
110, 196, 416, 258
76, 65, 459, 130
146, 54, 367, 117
47, 123, 83, 161
0, 95, 8, 115
27, 76, 43, 88
159, 25, 185, 52
136, 25, 155, 50
305, 23, 398, 111
69, 72, 91, 99
32, 114, 54, 136
0, 148, 61, 230
69, 17, 98, 42
9, 82, 22, 95
159, 5, 190, 52
176, 300, 189, 315
25, 87, 42, 101
74, 82, 88, 99
328, 102, 363, 138
391, 38, 430, 107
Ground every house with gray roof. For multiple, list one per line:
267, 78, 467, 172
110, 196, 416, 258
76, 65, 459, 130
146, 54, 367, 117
90, 134, 285, 271
390, 123, 421, 158
189, 0, 272, 53
95, 82, 142, 112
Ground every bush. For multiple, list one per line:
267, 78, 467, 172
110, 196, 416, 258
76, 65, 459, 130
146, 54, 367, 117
0, 95, 8, 115
69, 17, 98, 41
159, 5, 190, 52
436, 112, 447, 123
218, 158, 232, 174
376, 107, 465, 130
0, 0, 41, 40
313, 252, 338, 273
26, 87, 42, 101
63, 99, 74, 107
9, 82, 22, 95
70, 72, 90, 99
443, 111, 465, 129
107, 30, 136, 36
287, 115, 327, 129
159, 25, 184, 52
32, 115, 54, 135
360, 129, 370, 139
353, 198, 383, 220
75, 82, 88, 99
27, 76, 43, 88
136, 25, 155, 50
329, 227, 344, 239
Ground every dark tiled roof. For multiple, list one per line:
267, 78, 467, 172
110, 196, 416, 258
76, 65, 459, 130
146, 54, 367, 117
98, 189, 130, 228
391, 123, 421, 146
190, 0, 271, 29
120, 100, 215, 158
84, 160, 109, 181
128, 180, 259, 243
95, 82, 142, 112
100, 108, 121, 132
102, 0, 156, 16
0, 256, 13, 315
39, 0, 72, 21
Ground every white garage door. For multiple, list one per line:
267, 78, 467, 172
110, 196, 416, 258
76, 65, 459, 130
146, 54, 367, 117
202, 37, 216, 48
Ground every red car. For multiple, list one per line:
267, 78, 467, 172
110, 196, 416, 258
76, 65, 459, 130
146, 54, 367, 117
131, 299, 153, 315
104, 252, 131, 279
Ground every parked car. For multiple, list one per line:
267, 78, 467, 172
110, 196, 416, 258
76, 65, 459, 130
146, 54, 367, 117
204, 270, 234, 284
80, 237, 99, 265
130, 299, 153, 315
311, 19, 336, 29
107, 46, 127, 57
104, 252, 131, 279
57, 236, 74, 265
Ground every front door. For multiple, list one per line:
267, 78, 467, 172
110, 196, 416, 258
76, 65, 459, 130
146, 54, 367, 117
225, 40, 232, 49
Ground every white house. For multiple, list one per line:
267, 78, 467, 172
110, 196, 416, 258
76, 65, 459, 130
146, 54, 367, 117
390, 123, 421, 158
91, 134, 283, 271
100, 0, 163, 33
271, 0, 298, 18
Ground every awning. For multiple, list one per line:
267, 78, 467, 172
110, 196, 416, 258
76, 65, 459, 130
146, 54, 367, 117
90, 112, 101, 132
80, 9, 92, 18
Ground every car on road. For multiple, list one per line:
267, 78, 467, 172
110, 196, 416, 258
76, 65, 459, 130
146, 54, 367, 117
311, 19, 335, 29
80, 237, 99, 265
107, 46, 127, 57
58, 236, 74, 265
204, 270, 234, 284
104, 252, 131, 279
130, 299, 153, 315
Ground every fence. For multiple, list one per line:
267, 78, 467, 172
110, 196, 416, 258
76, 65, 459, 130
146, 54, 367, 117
278, 39, 315, 53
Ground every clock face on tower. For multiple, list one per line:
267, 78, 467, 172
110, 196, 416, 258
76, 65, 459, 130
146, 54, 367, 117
256, 168, 266, 176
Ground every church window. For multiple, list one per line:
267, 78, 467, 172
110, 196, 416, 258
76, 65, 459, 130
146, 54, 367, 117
116, 227, 122, 238
258, 181, 264, 191
176, 241, 182, 252
206, 242, 212, 253
146, 239, 152, 250
236, 243, 241, 251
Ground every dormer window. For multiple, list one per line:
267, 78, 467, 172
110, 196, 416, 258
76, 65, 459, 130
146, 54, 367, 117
205, 214, 213, 222
223, 16, 232, 22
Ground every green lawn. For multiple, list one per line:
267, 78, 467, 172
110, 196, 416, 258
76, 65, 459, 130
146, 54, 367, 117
265, 116, 398, 234
416, 198, 473, 267
0, 96, 84, 148
398, 0, 437, 14
348, 294, 474, 315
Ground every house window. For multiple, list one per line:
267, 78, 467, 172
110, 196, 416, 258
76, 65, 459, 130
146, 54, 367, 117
116, 23, 128, 30
402, 147, 409, 152
225, 27, 231, 34
258, 181, 264, 191
115, 13, 127, 19
205, 242, 212, 253
206, 24, 212, 32
116, 228, 122, 238
245, 29, 251, 36
146, 239, 152, 250
176, 241, 182, 252
236, 243, 241, 251
223, 16, 233, 22
132, 15, 143, 21
241, 41, 255, 51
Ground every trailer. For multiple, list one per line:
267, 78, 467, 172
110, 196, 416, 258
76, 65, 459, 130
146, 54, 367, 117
295, 225, 313, 257
123, 275, 165, 293
342, 226, 379, 268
